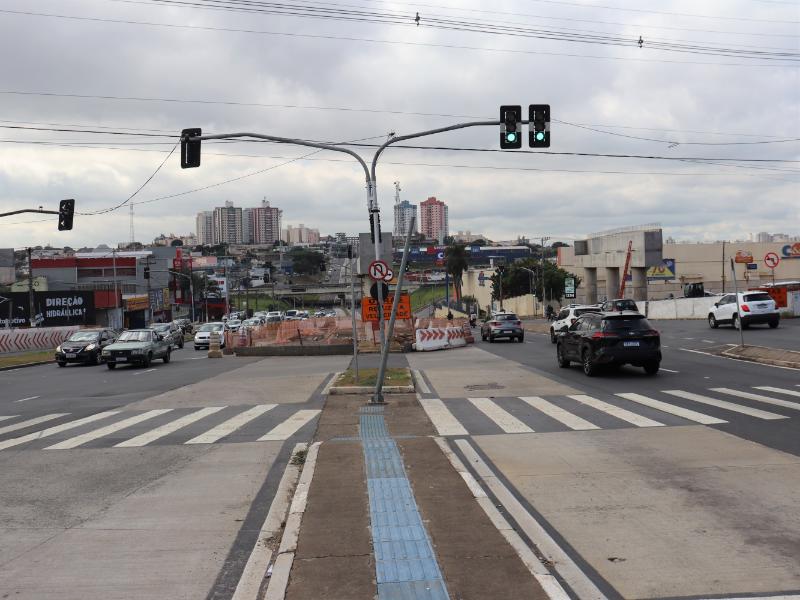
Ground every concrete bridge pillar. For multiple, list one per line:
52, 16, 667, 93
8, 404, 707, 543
583, 268, 597, 304
605, 267, 620, 301
631, 267, 648, 301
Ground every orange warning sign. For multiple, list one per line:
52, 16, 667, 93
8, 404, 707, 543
361, 293, 411, 322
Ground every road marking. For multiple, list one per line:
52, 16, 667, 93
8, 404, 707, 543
680, 347, 800, 371
134, 368, 157, 376
568, 395, 664, 427
0, 414, 69, 436
0, 415, 17, 423
412, 369, 431, 394
258, 409, 320, 441
701, 339, 715, 344
616, 393, 726, 425
468, 397, 534, 433
659, 368, 679, 373
191, 356, 206, 360
419, 398, 468, 436
15, 396, 40, 403
320, 372, 339, 397
754, 386, 800, 398
185, 404, 276, 444
114, 406, 226, 447
683, 337, 695, 340
663, 390, 787, 420
0, 411, 120, 451
45, 409, 173, 449
519, 396, 599, 430
711, 388, 800, 411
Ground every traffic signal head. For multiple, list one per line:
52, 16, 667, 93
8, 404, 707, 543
529, 104, 550, 148
181, 128, 202, 168
58, 199, 75, 231
500, 105, 522, 149
143, 266, 150, 279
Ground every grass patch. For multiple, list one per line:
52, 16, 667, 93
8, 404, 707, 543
290, 448, 307, 465
410, 285, 446, 312
0, 349, 54, 368
335, 367, 411, 387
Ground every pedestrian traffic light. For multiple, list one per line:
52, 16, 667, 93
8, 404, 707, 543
143, 266, 150, 279
499, 105, 522, 149
57, 199, 75, 231
180, 128, 202, 168
529, 104, 550, 148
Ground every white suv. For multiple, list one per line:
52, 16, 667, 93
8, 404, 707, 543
708, 292, 779, 329
550, 305, 601, 343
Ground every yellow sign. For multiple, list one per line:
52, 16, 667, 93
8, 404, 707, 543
361, 293, 411, 322
125, 295, 149, 311
734, 250, 754, 264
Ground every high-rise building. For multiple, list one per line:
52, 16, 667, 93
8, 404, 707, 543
392, 182, 418, 237
420, 196, 449, 242
242, 208, 254, 245
212, 201, 243, 245
252, 199, 283, 245
195, 211, 213, 245
283, 224, 320, 245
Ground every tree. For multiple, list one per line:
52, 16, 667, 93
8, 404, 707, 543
289, 248, 325, 275
445, 243, 469, 300
491, 258, 580, 302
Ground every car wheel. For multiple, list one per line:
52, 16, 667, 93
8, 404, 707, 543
142, 353, 152, 368
518, 335, 525, 343
489, 336, 495, 343
557, 344, 570, 368
582, 349, 597, 377
708, 314, 718, 329
57, 361, 66, 368
732, 314, 741, 330
178, 339, 184, 349
107, 363, 116, 370
769, 319, 779, 329
644, 361, 660, 375
90, 351, 100, 365
163, 349, 171, 364
550, 328, 556, 344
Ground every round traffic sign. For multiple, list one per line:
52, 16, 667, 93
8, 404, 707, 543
383, 269, 394, 282
368, 259, 390, 281
764, 252, 780, 269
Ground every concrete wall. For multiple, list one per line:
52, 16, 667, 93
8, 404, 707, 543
461, 268, 538, 316
0, 326, 81, 354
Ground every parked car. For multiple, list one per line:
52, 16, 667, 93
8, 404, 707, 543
266, 311, 283, 321
556, 312, 661, 376
600, 298, 640, 313
550, 305, 601, 343
150, 322, 184, 349
481, 312, 524, 343
55, 328, 118, 366
194, 322, 227, 350
708, 292, 779, 329
241, 317, 262, 330
102, 329, 172, 369
226, 319, 242, 332
284, 310, 300, 320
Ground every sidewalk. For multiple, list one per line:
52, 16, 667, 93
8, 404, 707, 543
271, 385, 551, 599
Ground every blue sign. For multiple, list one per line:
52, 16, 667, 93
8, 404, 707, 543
746, 263, 758, 270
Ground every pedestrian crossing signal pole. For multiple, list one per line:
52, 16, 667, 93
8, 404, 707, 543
730, 258, 745, 348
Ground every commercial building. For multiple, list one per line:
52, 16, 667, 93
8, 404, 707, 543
420, 197, 449, 242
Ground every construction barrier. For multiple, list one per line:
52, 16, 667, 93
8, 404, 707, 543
0, 326, 82, 354
414, 323, 472, 352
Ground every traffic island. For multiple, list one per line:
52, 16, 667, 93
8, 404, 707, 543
721, 344, 800, 369
328, 367, 414, 395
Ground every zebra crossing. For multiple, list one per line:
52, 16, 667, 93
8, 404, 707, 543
419, 384, 800, 437
0, 404, 321, 451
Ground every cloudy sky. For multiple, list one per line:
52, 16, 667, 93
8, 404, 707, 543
0, 0, 797, 249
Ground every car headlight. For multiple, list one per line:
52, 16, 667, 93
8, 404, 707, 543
85, 343, 96, 351
56, 345, 62, 353
102, 349, 111, 355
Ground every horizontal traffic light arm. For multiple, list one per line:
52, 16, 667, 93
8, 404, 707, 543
0, 208, 59, 218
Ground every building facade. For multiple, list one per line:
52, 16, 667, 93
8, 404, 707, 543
252, 200, 283, 245
393, 200, 418, 237
283, 224, 320, 245
419, 197, 449, 242
195, 211, 213, 245
212, 201, 243, 245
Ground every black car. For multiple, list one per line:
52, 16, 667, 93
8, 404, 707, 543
55, 329, 118, 366
556, 311, 661, 376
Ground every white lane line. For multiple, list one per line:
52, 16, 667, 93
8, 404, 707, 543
701, 339, 715, 344
419, 398, 468, 436
663, 390, 787, 420
115, 406, 226, 447
468, 397, 534, 434
711, 388, 800, 411
683, 337, 696, 340
616, 393, 726, 425
15, 396, 40, 403
320, 373, 339, 397
680, 347, 800, 371
45, 409, 173, 450
0, 415, 17, 423
519, 396, 599, 430
258, 410, 320, 441
568, 395, 664, 427
0, 413, 69, 436
659, 368, 679, 373
412, 369, 431, 394
191, 356, 206, 360
185, 404, 276, 444
0, 411, 120, 451
133, 368, 157, 376
754, 386, 800, 399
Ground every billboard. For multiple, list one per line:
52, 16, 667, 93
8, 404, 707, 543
646, 258, 676, 280
1, 291, 95, 327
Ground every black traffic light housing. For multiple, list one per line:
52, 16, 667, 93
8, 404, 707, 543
143, 266, 150, 279
529, 104, 550, 148
58, 199, 75, 231
499, 105, 522, 149
181, 128, 202, 168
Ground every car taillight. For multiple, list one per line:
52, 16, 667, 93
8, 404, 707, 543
740, 304, 750, 312
490, 321, 500, 326
591, 332, 618, 339
641, 330, 660, 337
514, 321, 521, 326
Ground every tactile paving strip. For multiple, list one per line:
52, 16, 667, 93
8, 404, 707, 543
359, 405, 450, 600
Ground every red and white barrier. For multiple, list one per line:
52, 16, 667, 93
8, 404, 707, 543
414, 327, 469, 351
0, 326, 81, 354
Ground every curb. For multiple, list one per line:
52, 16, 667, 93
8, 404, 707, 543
720, 349, 800, 370
329, 384, 415, 395
0, 360, 52, 372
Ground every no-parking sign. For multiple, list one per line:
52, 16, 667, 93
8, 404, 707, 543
764, 252, 780, 270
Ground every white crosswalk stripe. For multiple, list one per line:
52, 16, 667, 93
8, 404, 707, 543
519, 396, 599, 430
468, 398, 534, 433
45, 409, 173, 450
662, 390, 787, 420
420, 398, 468, 436
711, 388, 800, 411
754, 386, 800, 399
0, 414, 69, 436
0, 415, 17, 423
115, 406, 226, 447
0, 411, 120, 451
185, 404, 276, 444
615, 393, 726, 425
568, 395, 664, 427
258, 409, 320, 441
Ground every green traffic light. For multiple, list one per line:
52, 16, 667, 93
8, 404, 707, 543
506, 132, 517, 143
535, 132, 545, 141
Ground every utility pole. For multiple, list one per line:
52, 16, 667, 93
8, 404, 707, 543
145, 256, 152, 325
721, 240, 726, 293
540, 236, 550, 315
27, 247, 35, 327
347, 244, 359, 382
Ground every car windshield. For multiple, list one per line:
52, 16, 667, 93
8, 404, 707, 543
199, 323, 224, 332
495, 314, 518, 321
152, 324, 170, 332
744, 293, 772, 302
228, 320, 241, 326
613, 300, 638, 310
67, 331, 100, 342
117, 331, 152, 342
602, 316, 652, 331
574, 308, 597, 317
